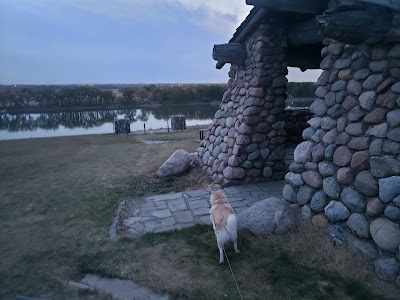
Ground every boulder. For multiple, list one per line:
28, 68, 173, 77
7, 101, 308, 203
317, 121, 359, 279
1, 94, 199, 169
237, 197, 296, 236
370, 218, 400, 252
156, 149, 192, 177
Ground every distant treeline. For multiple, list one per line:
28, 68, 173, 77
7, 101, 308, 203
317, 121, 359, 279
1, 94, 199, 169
287, 82, 318, 98
0, 82, 317, 110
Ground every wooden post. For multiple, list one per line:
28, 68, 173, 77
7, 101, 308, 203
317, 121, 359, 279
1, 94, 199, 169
144, 123, 146, 135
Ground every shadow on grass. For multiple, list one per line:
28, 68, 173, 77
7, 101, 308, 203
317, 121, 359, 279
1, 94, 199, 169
75, 225, 389, 300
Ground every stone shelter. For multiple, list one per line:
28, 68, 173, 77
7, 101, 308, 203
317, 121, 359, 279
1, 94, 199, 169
197, 0, 400, 283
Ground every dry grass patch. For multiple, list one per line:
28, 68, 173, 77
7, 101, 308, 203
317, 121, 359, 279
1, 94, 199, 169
76, 224, 397, 300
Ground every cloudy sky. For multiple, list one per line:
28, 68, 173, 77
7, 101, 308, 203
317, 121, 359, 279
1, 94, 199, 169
0, 0, 321, 84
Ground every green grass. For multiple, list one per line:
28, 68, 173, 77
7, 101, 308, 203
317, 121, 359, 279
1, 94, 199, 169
0, 129, 397, 299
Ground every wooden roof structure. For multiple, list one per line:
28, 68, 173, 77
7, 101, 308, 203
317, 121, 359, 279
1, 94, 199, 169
213, 0, 400, 70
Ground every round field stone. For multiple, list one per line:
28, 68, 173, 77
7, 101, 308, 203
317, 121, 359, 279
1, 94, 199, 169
310, 191, 327, 212
341, 187, 366, 212
333, 146, 352, 167
323, 177, 341, 199
297, 185, 315, 205
370, 156, 400, 178
325, 145, 337, 161
350, 150, 370, 171
367, 198, 384, 217
385, 205, 400, 221
324, 201, 350, 222
370, 218, 400, 252
301, 171, 323, 189
354, 171, 378, 197
337, 167, 355, 185
379, 176, 400, 203
312, 214, 330, 229
285, 172, 303, 188
346, 213, 369, 238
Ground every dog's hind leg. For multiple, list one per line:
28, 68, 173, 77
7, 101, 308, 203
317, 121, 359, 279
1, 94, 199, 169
232, 233, 240, 254
217, 242, 224, 264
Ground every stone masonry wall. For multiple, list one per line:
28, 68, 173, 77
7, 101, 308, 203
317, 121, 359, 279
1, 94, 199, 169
284, 39, 400, 283
197, 21, 288, 185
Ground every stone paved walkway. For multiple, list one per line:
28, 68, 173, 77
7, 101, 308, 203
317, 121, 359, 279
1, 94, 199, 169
115, 180, 285, 236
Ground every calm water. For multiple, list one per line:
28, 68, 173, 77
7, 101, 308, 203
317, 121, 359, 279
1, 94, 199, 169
0, 104, 219, 140
0, 99, 314, 140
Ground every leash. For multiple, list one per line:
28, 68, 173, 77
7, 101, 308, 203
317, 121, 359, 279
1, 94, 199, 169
211, 214, 244, 300
222, 245, 244, 300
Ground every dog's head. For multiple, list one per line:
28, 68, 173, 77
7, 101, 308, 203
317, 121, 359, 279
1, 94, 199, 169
210, 190, 228, 206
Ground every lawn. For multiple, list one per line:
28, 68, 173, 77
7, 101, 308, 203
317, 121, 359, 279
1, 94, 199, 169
0, 128, 397, 299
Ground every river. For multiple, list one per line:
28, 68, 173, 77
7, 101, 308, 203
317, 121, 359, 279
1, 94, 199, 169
0, 99, 313, 140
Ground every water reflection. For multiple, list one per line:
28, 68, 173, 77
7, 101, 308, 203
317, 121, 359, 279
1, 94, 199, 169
0, 104, 219, 140
0, 99, 313, 140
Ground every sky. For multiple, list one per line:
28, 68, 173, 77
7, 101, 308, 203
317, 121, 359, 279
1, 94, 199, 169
0, 0, 322, 84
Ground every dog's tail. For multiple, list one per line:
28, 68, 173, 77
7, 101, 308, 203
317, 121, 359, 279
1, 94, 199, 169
223, 214, 238, 241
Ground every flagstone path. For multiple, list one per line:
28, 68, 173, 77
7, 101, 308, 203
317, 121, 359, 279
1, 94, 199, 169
110, 180, 285, 238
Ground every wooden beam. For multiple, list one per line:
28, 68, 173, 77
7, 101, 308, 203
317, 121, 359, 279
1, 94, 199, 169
245, 0, 329, 14
212, 43, 247, 67
216, 62, 226, 69
287, 45, 323, 70
287, 19, 323, 47
316, 6, 392, 44
360, 0, 400, 11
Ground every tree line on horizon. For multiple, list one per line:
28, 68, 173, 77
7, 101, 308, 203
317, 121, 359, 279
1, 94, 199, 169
0, 82, 317, 110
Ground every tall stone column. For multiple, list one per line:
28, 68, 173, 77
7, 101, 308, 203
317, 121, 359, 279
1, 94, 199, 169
284, 38, 400, 282
197, 20, 289, 185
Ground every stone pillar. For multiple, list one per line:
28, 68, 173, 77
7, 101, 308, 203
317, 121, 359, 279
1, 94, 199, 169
197, 21, 288, 185
285, 38, 400, 283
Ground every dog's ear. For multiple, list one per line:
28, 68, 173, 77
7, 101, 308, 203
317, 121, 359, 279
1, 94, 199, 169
208, 181, 221, 191
211, 183, 222, 191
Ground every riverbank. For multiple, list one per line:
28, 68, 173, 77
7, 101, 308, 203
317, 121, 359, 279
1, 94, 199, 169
0, 130, 397, 299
